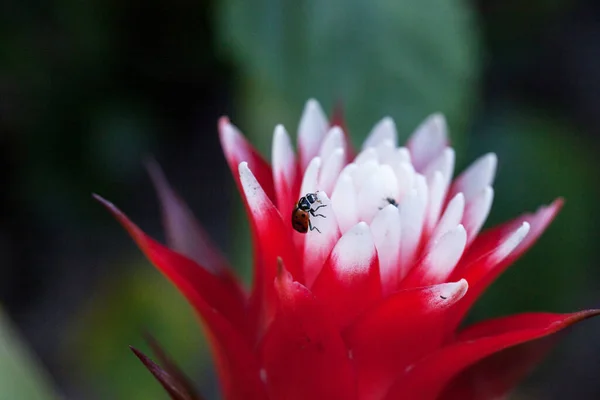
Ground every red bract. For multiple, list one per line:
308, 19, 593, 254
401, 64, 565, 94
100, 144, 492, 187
97, 99, 599, 400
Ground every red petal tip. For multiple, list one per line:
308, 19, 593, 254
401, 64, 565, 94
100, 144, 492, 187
276, 257, 284, 278
93, 193, 118, 213
274, 258, 295, 298
130, 346, 199, 400
551, 197, 565, 210
218, 116, 231, 129
565, 308, 600, 322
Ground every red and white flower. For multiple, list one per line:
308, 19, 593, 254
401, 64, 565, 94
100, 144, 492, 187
97, 99, 599, 400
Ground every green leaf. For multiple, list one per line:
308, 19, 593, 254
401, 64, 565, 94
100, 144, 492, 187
0, 308, 59, 399
216, 0, 480, 155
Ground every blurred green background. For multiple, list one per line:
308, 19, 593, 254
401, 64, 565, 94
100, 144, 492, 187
1, 0, 600, 398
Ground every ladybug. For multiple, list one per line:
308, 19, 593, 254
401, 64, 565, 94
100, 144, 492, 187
291, 192, 327, 234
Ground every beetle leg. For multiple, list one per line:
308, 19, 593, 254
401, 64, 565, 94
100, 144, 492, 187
312, 204, 327, 212
309, 209, 327, 219
308, 220, 321, 233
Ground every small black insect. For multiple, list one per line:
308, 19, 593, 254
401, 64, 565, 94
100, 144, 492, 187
385, 197, 399, 207
379, 197, 399, 210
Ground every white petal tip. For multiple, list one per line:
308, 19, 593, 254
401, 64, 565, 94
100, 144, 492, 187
378, 116, 397, 134
301, 99, 327, 124
428, 279, 469, 308
274, 124, 287, 137
439, 279, 469, 300
519, 221, 531, 234
423, 224, 467, 283
380, 203, 399, 214
306, 98, 321, 110
329, 125, 344, 136
492, 221, 531, 263
332, 221, 376, 274
363, 116, 398, 149
354, 221, 370, 232
429, 113, 447, 127
481, 153, 498, 175
453, 192, 465, 204
455, 153, 498, 200
485, 152, 498, 165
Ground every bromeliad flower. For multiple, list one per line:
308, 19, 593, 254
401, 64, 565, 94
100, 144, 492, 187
96, 99, 598, 400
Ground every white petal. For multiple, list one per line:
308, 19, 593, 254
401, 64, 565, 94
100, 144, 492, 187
463, 186, 494, 244
424, 279, 469, 309
318, 148, 345, 196
424, 148, 455, 187
303, 192, 340, 287
298, 99, 329, 170
374, 140, 397, 166
399, 175, 428, 271
354, 147, 378, 165
272, 124, 296, 189
238, 162, 270, 217
420, 225, 467, 285
407, 113, 448, 171
423, 149, 455, 233
424, 171, 445, 234
299, 157, 321, 198
218, 119, 248, 165
516, 202, 560, 254
319, 126, 344, 162
351, 160, 379, 192
430, 193, 465, 246
490, 222, 530, 264
356, 164, 399, 223
370, 205, 402, 295
362, 116, 397, 149
331, 172, 359, 234
394, 162, 415, 202
452, 153, 497, 201
330, 222, 376, 277
339, 162, 358, 179
396, 147, 411, 164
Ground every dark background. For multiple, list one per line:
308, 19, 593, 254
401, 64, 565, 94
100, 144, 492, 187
1, 0, 600, 398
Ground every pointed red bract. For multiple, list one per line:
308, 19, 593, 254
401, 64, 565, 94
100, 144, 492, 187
383, 310, 600, 400
439, 331, 559, 399
311, 223, 382, 330
448, 199, 563, 332
131, 346, 201, 400
95, 195, 267, 400
238, 163, 303, 340
146, 159, 233, 276
219, 117, 276, 202
94, 195, 246, 328
344, 281, 468, 400
144, 334, 202, 400
259, 265, 357, 400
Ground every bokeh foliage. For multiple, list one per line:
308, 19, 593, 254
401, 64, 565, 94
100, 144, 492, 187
216, 0, 480, 155
0, 309, 59, 399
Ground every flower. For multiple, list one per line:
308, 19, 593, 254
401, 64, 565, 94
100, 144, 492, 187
96, 99, 599, 400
